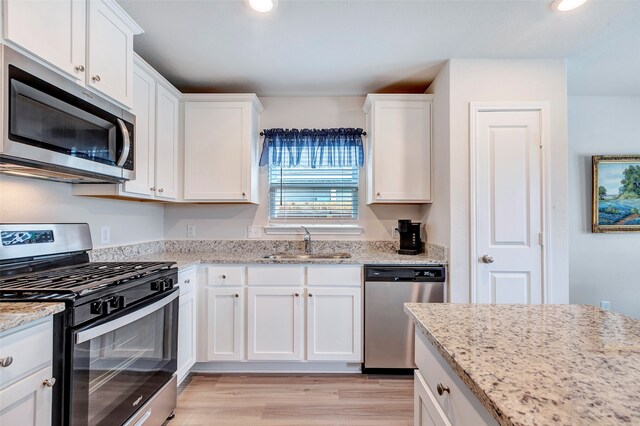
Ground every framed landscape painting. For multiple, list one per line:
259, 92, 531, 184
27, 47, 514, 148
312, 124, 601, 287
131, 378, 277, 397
592, 155, 640, 233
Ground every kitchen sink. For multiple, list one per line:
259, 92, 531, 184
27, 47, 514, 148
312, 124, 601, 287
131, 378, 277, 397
263, 253, 352, 260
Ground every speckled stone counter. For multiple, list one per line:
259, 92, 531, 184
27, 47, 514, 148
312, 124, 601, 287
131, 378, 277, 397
90, 240, 447, 269
404, 303, 640, 426
0, 302, 65, 333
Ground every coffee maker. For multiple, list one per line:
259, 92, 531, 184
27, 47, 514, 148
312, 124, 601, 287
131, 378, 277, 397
397, 219, 423, 255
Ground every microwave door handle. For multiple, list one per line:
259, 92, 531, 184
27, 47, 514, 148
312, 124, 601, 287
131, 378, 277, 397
116, 118, 131, 167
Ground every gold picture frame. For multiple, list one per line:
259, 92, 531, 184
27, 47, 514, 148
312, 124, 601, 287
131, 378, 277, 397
592, 155, 640, 233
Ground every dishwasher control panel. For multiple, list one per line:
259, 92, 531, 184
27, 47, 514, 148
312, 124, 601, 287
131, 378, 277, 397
364, 265, 446, 282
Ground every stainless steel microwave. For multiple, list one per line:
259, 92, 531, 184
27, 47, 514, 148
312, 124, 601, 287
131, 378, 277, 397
0, 45, 135, 183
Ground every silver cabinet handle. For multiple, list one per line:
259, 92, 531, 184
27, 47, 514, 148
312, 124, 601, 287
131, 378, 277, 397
150, 187, 156, 191
43, 378, 56, 388
159, 188, 164, 193
92, 75, 101, 83
436, 383, 450, 395
75, 65, 85, 72
184, 279, 190, 284
481, 255, 494, 264
0, 356, 13, 367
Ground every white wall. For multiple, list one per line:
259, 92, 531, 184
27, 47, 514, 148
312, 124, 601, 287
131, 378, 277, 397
164, 96, 422, 240
0, 175, 164, 248
425, 59, 569, 304
568, 96, 640, 319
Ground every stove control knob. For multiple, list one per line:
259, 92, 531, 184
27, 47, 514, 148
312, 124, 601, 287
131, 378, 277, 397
108, 295, 125, 310
150, 280, 161, 291
161, 278, 171, 291
166, 277, 175, 289
90, 300, 104, 315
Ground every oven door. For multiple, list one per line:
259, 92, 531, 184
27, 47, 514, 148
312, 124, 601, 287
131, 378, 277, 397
70, 289, 178, 426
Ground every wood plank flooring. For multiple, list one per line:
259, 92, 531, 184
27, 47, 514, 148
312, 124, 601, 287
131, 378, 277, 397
166, 374, 414, 426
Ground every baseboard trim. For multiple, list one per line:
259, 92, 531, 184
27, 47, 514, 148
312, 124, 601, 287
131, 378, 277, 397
191, 361, 362, 374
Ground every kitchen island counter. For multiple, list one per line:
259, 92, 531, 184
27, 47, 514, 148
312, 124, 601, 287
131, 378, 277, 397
404, 303, 640, 426
0, 302, 65, 333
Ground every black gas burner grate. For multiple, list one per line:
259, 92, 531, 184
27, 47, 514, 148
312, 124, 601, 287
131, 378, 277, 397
0, 262, 174, 296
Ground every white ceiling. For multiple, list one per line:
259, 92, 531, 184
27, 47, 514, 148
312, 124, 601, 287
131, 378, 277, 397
118, 0, 640, 96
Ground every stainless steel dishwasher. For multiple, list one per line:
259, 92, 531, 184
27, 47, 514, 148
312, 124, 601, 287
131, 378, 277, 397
363, 265, 445, 372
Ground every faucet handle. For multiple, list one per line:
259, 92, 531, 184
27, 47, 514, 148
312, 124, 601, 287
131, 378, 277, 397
301, 226, 311, 239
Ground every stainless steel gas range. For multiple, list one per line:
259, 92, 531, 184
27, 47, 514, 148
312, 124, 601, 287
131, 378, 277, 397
0, 223, 178, 426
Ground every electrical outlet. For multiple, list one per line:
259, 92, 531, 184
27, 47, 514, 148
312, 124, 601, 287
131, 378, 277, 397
187, 224, 196, 238
600, 300, 611, 311
100, 226, 111, 244
391, 226, 399, 239
248, 225, 262, 239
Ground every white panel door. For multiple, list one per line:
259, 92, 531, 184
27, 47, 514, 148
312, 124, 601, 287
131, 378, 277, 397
123, 65, 156, 197
177, 291, 196, 383
87, 0, 133, 106
154, 84, 179, 200
373, 100, 431, 202
183, 102, 248, 201
306, 287, 362, 361
0, 367, 53, 426
247, 287, 303, 361
3, 0, 85, 80
205, 287, 244, 361
474, 109, 543, 304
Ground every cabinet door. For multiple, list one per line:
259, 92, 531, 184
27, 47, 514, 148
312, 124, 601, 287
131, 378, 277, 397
0, 367, 53, 426
247, 287, 303, 361
306, 287, 362, 361
154, 84, 179, 200
183, 102, 251, 201
123, 64, 156, 197
3, 0, 85, 80
206, 287, 244, 361
87, 0, 135, 107
414, 371, 451, 426
177, 291, 196, 384
371, 100, 431, 203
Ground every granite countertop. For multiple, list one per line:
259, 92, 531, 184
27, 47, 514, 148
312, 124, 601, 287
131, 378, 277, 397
404, 303, 640, 426
0, 302, 65, 334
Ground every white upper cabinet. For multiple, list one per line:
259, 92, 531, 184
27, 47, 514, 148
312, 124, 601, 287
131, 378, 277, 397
183, 94, 263, 203
2, 0, 86, 80
153, 83, 179, 199
363, 94, 432, 204
2, 0, 142, 108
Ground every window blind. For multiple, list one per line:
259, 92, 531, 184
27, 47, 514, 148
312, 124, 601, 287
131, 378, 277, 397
269, 165, 359, 220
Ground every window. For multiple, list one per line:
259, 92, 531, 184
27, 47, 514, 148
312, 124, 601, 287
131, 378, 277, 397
269, 163, 359, 222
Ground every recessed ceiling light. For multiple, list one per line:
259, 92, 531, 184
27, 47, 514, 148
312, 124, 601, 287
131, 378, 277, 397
551, 0, 588, 12
248, 0, 277, 13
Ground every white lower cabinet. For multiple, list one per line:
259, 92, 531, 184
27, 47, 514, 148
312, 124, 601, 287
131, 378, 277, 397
0, 318, 55, 426
205, 287, 244, 361
177, 267, 197, 384
306, 287, 361, 361
414, 330, 497, 426
247, 286, 304, 361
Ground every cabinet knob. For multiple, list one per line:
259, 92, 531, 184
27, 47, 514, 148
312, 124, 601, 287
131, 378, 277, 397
75, 65, 85, 72
376, 192, 381, 197
294, 293, 299, 297
150, 187, 156, 191
184, 279, 190, 284
159, 188, 164, 193
91, 75, 101, 83
43, 378, 56, 388
222, 275, 226, 279
308, 293, 313, 298
242, 192, 246, 197
234, 293, 239, 298
436, 383, 450, 396
0, 356, 13, 367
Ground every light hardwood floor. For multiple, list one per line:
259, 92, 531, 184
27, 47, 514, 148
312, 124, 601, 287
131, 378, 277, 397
167, 374, 414, 426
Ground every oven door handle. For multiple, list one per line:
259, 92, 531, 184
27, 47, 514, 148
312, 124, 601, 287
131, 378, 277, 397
76, 290, 178, 344
116, 118, 131, 167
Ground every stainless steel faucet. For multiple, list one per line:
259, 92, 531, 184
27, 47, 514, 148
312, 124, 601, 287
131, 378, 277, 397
301, 226, 312, 254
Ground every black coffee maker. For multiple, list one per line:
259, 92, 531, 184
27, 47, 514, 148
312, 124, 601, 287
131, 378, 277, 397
397, 219, 423, 255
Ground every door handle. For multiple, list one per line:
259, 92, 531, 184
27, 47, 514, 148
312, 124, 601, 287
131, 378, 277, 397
481, 255, 494, 264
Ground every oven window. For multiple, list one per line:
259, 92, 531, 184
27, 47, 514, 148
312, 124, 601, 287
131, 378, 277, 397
72, 296, 177, 426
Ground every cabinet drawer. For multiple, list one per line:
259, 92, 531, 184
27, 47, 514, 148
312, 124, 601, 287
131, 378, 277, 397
0, 318, 52, 389
247, 266, 304, 286
414, 370, 451, 426
415, 331, 497, 425
207, 266, 245, 286
178, 267, 197, 295
307, 266, 362, 286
